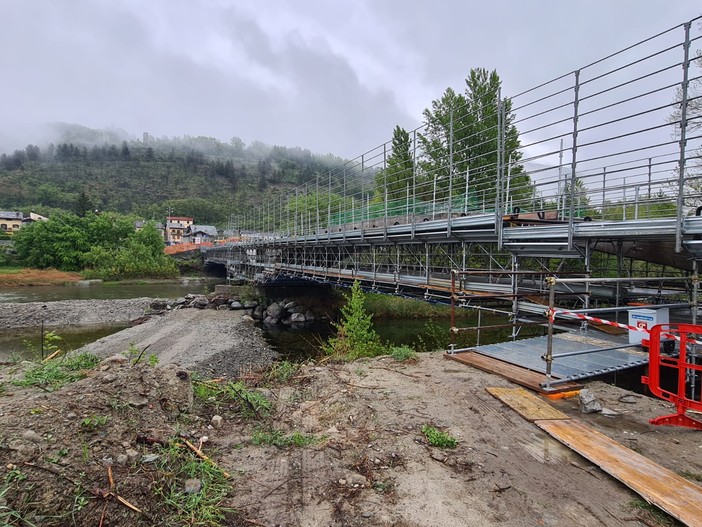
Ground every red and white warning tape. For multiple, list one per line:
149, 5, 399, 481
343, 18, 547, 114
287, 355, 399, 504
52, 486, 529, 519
546, 308, 702, 346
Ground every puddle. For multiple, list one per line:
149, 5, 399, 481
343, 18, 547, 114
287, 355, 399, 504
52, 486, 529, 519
518, 431, 578, 464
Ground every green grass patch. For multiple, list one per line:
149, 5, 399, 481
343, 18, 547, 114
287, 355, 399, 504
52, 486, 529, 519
193, 379, 272, 418
13, 353, 100, 391
80, 415, 109, 431
265, 360, 299, 383
0, 267, 23, 274
421, 425, 457, 449
252, 429, 323, 448
390, 345, 417, 362
155, 440, 233, 526
364, 293, 473, 319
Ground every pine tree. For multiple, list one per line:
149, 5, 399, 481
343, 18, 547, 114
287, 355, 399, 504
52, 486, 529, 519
375, 126, 414, 202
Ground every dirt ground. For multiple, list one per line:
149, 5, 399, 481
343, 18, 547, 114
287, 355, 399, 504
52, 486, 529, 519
1, 343, 700, 527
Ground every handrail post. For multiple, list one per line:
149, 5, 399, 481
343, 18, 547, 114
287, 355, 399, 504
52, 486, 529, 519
545, 276, 557, 390
568, 70, 580, 250
675, 21, 691, 253
450, 270, 457, 348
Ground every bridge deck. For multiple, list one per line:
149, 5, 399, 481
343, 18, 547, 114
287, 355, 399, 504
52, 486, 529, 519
450, 332, 647, 389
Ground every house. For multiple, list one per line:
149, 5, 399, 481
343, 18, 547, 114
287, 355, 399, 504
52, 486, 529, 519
183, 225, 218, 244
165, 216, 193, 244
22, 212, 49, 225
0, 211, 23, 235
135, 220, 166, 239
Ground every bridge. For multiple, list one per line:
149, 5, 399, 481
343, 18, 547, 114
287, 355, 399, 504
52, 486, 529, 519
202, 18, 702, 389
205, 16, 702, 316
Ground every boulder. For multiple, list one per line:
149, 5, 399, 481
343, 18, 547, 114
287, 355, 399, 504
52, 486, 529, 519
290, 312, 306, 323
243, 300, 258, 309
211, 296, 229, 306
252, 305, 265, 320
191, 296, 209, 309
266, 302, 285, 319
230, 301, 243, 309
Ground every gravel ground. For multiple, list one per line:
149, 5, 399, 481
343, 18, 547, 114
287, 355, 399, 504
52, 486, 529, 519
0, 298, 157, 329
0, 298, 279, 377
77, 309, 278, 377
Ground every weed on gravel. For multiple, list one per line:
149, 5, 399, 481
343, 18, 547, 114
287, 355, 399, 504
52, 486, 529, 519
193, 378, 272, 418
154, 439, 235, 526
421, 424, 457, 449
252, 428, 323, 447
13, 353, 100, 391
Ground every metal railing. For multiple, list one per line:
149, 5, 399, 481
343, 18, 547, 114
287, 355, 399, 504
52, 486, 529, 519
228, 16, 702, 251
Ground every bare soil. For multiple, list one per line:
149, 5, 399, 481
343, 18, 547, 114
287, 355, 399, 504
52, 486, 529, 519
2, 338, 700, 526
1, 302, 700, 526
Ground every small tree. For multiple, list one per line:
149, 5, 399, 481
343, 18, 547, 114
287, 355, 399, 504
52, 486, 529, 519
325, 281, 386, 360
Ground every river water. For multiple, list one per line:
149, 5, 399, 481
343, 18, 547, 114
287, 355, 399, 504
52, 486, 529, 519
0, 280, 529, 361
0, 279, 217, 303
0, 279, 221, 359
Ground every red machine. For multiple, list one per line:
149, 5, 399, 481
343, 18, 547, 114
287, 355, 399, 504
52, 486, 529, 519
642, 323, 702, 430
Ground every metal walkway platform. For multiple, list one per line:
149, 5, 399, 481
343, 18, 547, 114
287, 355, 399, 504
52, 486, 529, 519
462, 332, 648, 383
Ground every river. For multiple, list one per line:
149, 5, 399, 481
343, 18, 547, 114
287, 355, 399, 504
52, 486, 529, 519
0, 279, 529, 361
0, 279, 221, 359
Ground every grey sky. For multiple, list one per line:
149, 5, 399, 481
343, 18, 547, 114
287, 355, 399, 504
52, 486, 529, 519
0, 0, 699, 158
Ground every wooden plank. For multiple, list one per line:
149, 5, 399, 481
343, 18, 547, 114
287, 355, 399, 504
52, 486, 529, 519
445, 351, 582, 394
486, 387, 569, 421
537, 419, 702, 527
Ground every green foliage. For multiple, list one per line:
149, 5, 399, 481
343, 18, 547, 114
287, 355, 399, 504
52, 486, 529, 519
252, 429, 322, 447
13, 211, 177, 279
80, 415, 109, 431
390, 345, 417, 362
375, 126, 414, 202
363, 293, 470, 319
123, 343, 160, 366
418, 68, 530, 208
265, 360, 299, 383
421, 424, 457, 449
0, 131, 346, 226
224, 382, 272, 418
155, 439, 233, 526
193, 379, 272, 418
325, 281, 387, 361
23, 330, 64, 359
13, 353, 100, 391
416, 319, 451, 353
679, 470, 702, 482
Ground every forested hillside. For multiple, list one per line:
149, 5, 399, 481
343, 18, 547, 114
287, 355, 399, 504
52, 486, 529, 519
0, 125, 347, 226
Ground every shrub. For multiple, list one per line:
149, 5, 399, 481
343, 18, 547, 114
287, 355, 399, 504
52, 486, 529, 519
324, 281, 386, 360
390, 345, 417, 362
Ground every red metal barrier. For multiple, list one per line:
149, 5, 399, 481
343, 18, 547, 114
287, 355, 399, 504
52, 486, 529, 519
641, 324, 702, 430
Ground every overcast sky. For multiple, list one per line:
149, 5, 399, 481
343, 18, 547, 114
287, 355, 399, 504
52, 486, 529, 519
0, 1, 699, 158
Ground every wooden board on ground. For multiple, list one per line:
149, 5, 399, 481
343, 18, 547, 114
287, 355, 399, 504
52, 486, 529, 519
446, 351, 582, 394
537, 419, 702, 527
486, 387, 569, 421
